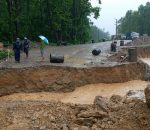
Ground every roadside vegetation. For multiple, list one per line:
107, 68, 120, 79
91, 25, 110, 42
0, 50, 13, 60
118, 2, 150, 35
0, 0, 109, 45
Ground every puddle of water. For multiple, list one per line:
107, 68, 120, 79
0, 80, 148, 104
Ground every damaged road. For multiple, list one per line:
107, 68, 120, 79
0, 40, 150, 129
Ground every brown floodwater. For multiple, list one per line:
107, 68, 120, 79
0, 80, 149, 104
140, 58, 150, 65
0, 80, 148, 104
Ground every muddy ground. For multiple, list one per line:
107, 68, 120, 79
0, 40, 150, 129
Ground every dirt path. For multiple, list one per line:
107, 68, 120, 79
0, 80, 148, 104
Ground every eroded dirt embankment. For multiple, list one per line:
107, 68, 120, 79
137, 46, 150, 58
0, 63, 145, 96
121, 46, 150, 58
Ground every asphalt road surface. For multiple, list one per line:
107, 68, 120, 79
0, 40, 130, 68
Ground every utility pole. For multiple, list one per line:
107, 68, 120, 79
115, 19, 118, 39
98, 29, 99, 42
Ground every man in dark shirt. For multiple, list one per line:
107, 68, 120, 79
23, 37, 30, 58
13, 38, 22, 63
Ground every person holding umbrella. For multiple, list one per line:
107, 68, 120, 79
40, 40, 45, 61
38, 35, 49, 62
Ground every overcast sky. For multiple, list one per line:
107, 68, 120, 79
90, 0, 149, 35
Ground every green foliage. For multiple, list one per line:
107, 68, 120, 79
0, 50, 13, 60
0, 0, 101, 45
118, 2, 150, 35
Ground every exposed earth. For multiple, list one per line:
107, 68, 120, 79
0, 40, 150, 130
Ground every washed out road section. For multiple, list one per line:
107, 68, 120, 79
0, 80, 148, 104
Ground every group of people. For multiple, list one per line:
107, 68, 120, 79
13, 37, 30, 63
13, 37, 46, 63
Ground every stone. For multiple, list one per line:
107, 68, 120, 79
62, 124, 69, 130
92, 124, 101, 130
50, 116, 55, 122
80, 126, 90, 130
110, 95, 123, 104
40, 126, 46, 130
78, 111, 108, 119
94, 96, 109, 112
126, 90, 145, 101
75, 118, 96, 127
26, 114, 30, 118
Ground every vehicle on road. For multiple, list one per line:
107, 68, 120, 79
131, 32, 139, 40
125, 32, 139, 40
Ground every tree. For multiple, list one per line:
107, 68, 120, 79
0, 0, 101, 44
90, 26, 110, 42
119, 2, 150, 35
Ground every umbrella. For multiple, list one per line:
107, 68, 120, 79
38, 35, 49, 44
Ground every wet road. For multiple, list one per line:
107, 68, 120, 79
0, 40, 129, 68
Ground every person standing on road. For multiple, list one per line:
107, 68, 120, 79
111, 41, 117, 52
13, 38, 22, 63
40, 40, 45, 62
23, 37, 30, 58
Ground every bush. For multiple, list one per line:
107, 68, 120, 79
0, 49, 13, 60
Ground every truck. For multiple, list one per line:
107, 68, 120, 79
131, 32, 139, 40
125, 32, 132, 40
125, 32, 139, 40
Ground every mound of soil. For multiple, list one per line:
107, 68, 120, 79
0, 95, 150, 130
126, 36, 150, 46
108, 50, 128, 62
